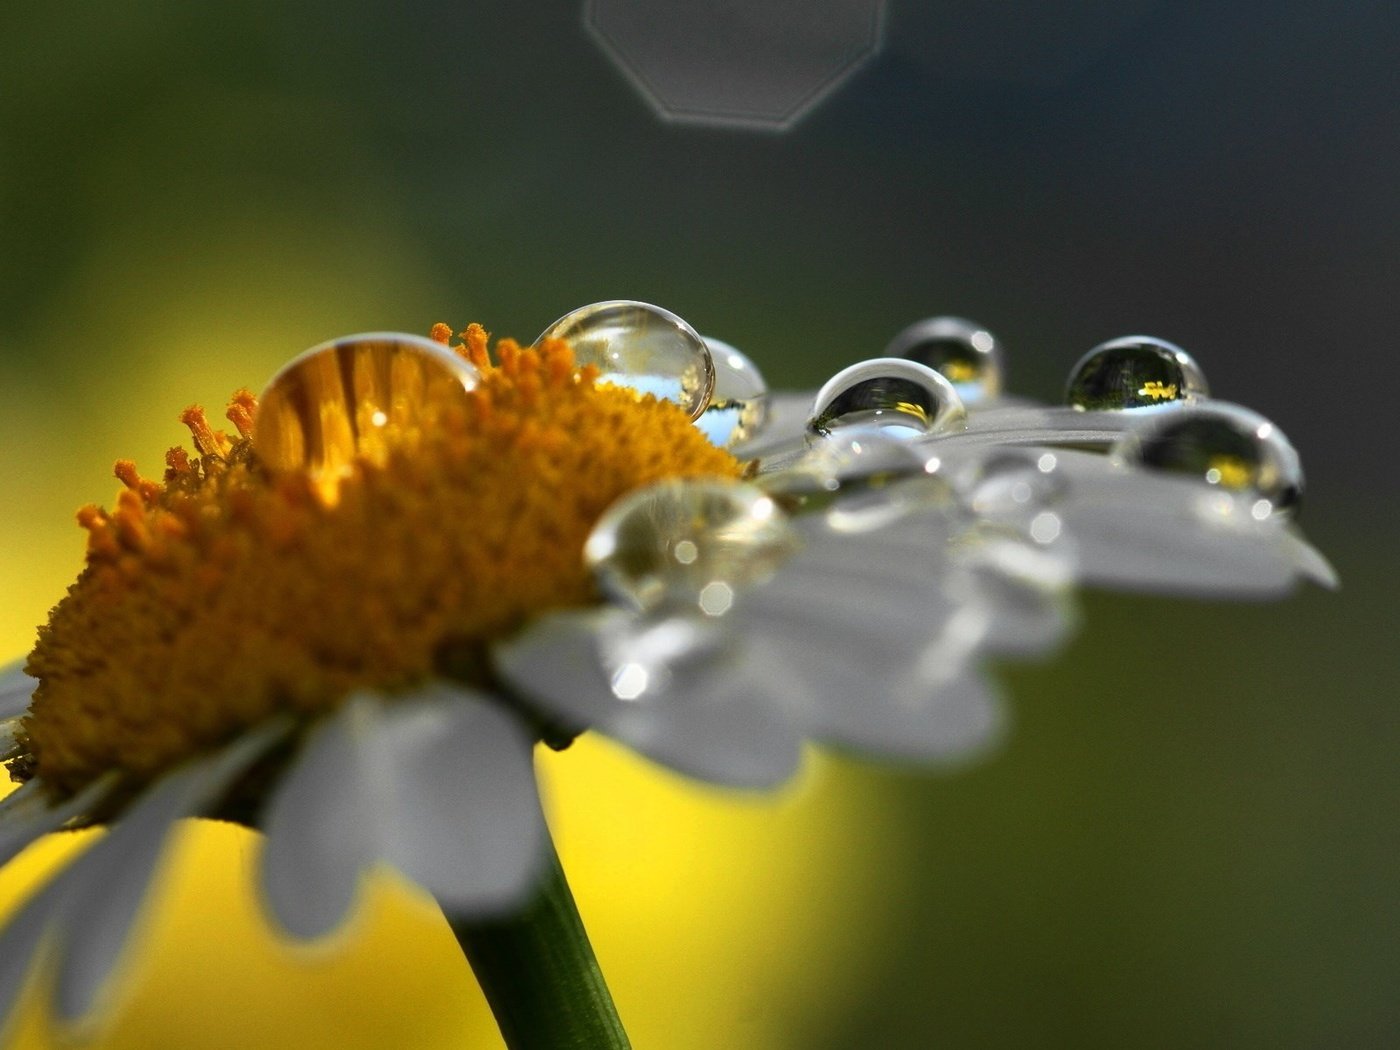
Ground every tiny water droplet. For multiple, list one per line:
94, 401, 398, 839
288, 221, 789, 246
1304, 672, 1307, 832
808, 358, 966, 438
585, 480, 800, 614
961, 450, 1067, 514
253, 332, 480, 500
1113, 403, 1303, 517
1065, 336, 1208, 412
885, 316, 1003, 402
537, 300, 715, 421
695, 336, 769, 448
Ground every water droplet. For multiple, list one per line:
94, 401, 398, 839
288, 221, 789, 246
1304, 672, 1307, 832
808, 358, 966, 438
1028, 511, 1063, 545
597, 612, 728, 701
585, 480, 800, 614
884, 316, 1003, 402
537, 300, 715, 421
253, 332, 480, 500
806, 426, 940, 481
1064, 336, 1208, 412
695, 336, 769, 447
762, 430, 951, 529
1112, 403, 1303, 517
960, 450, 1067, 514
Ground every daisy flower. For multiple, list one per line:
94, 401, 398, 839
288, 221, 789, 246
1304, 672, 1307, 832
0, 302, 1331, 1048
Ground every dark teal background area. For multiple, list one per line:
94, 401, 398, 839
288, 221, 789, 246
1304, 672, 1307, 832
2, 2, 1395, 1045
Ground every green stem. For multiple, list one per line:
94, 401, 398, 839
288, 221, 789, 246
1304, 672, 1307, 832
446, 834, 631, 1049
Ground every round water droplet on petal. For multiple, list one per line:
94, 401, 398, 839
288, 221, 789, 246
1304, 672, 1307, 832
808, 358, 966, 438
761, 429, 952, 528
536, 300, 715, 421
1112, 403, 1303, 517
960, 450, 1068, 514
805, 425, 938, 482
597, 612, 729, 701
694, 336, 769, 448
884, 316, 1004, 402
1064, 336, 1208, 412
585, 480, 801, 614
253, 332, 480, 500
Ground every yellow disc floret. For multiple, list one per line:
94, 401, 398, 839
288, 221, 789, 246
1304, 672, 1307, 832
18, 325, 743, 798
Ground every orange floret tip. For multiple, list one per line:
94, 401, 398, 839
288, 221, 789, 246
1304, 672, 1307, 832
180, 406, 224, 459
226, 389, 258, 439
164, 447, 193, 480
459, 323, 492, 371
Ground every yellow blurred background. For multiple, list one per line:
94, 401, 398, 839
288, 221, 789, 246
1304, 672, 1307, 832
2, 2, 1397, 1047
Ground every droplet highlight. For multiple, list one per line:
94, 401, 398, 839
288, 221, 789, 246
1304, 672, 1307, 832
1065, 336, 1208, 412
808, 358, 966, 438
537, 300, 715, 421
585, 480, 800, 614
695, 336, 769, 448
1112, 403, 1303, 517
253, 332, 480, 500
885, 316, 1004, 402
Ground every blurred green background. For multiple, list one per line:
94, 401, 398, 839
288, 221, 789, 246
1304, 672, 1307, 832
1, 1, 1396, 1047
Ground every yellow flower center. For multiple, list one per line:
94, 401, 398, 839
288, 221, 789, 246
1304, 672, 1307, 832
17, 324, 742, 799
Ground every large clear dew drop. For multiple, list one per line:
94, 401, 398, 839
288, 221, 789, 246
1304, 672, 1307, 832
585, 480, 800, 615
1112, 403, 1303, 518
807, 358, 966, 439
885, 316, 1003, 403
252, 332, 480, 501
536, 300, 716, 421
1064, 336, 1208, 412
695, 336, 769, 448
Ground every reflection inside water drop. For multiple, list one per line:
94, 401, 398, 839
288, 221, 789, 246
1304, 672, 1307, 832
536, 300, 715, 421
884, 315, 1004, 403
808, 358, 966, 438
585, 479, 800, 615
1113, 403, 1303, 517
1064, 336, 1208, 412
252, 332, 480, 502
695, 336, 769, 448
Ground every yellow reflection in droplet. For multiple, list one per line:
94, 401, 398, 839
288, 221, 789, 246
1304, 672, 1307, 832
253, 334, 478, 503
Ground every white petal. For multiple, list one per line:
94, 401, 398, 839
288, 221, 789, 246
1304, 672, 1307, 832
959, 541, 1079, 657
943, 404, 1134, 450
361, 685, 545, 917
259, 698, 383, 940
495, 611, 803, 789
0, 870, 61, 1040
741, 540, 1006, 761
0, 776, 117, 870
0, 661, 35, 719
748, 610, 1006, 762
261, 688, 546, 939
942, 446, 1312, 597
0, 775, 123, 1029
53, 723, 287, 1023
1281, 531, 1339, 589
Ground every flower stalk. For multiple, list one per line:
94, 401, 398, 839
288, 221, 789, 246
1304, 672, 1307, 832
448, 833, 631, 1049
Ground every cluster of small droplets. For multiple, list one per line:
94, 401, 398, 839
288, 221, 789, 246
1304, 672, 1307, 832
767, 315, 1305, 519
